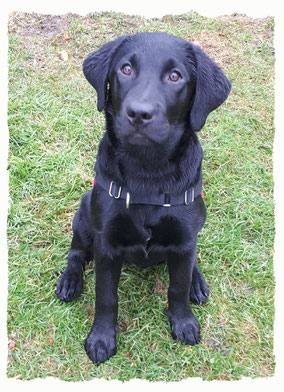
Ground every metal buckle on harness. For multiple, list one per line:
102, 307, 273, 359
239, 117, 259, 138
163, 192, 171, 207
185, 188, 194, 205
109, 181, 122, 199
126, 192, 130, 209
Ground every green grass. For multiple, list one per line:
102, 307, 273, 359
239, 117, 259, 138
7, 11, 275, 381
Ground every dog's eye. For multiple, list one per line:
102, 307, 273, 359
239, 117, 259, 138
121, 64, 132, 76
169, 71, 181, 82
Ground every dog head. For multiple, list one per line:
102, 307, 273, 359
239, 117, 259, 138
83, 32, 231, 146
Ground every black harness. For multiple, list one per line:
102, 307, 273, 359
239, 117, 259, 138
94, 166, 203, 209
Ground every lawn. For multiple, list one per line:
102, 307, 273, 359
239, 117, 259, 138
7, 11, 275, 381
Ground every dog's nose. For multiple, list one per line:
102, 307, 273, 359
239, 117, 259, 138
126, 102, 155, 123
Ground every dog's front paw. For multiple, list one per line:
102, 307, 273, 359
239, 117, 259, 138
55, 269, 83, 302
85, 328, 117, 365
190, 265, 210, 304
168, 312, 200, 346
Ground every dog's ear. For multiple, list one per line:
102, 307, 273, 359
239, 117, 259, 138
83, 36, 127, 111
189, 44, 231, 132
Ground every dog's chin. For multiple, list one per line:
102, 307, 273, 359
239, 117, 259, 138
127, 133, 152, 146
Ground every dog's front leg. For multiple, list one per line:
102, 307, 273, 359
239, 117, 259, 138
167, 244, 200, 346
85, 256, 122, 365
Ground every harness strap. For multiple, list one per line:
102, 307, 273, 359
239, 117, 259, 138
93, 170, 203, 208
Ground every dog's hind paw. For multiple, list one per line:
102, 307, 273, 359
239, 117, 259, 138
190, 265, 210, 305
55, 269, 83, 302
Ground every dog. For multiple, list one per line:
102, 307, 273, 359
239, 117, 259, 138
56, 32, 231, 365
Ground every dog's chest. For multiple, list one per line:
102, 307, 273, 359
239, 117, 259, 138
105, 212, 191, 256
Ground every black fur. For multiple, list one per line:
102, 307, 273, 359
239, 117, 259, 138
56, 32, 231, 365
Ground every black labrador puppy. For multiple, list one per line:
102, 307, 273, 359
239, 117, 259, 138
56, 32, 231, 365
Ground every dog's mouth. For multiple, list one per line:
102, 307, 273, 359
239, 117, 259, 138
114, 116, 171, 146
